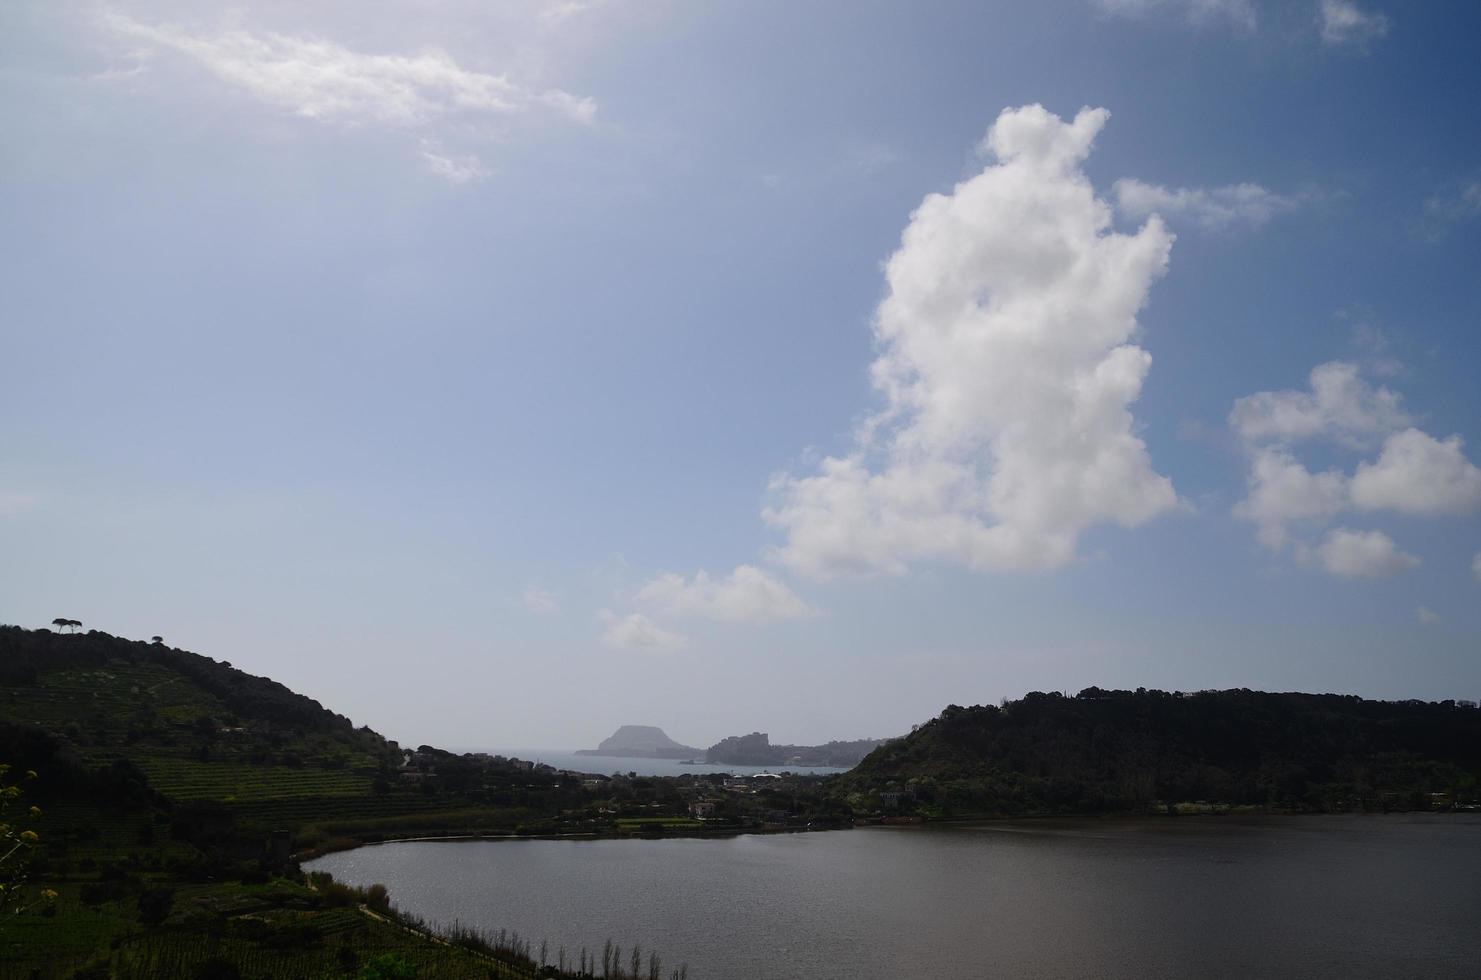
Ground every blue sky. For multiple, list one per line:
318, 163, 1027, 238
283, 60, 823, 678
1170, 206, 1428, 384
3, 0, 1480, 749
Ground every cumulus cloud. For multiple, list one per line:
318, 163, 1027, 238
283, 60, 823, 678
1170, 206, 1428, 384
1315, 528, 1417, 578
1319, 0, 1389, 47
521, 587, 559, 615
1350, 429, 1481, 517
1230, 361, 1408, 450
1416, 605, 1440, 626
1231, 359, 1481, 576
764, 105, 1178, 578
103, 13, 595, 181
1114, 179, 1302, 232
635, 565, 812, 623
598, 611, 686, 652
1233, 449, 1348, 550
1093, 0, 1257, 30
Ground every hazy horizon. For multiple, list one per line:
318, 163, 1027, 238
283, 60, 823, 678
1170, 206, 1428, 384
5, 1, 1480, 751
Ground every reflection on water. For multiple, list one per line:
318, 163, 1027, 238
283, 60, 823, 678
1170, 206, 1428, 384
307, 814, 1481, 980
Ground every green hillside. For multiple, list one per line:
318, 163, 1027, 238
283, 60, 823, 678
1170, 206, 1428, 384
0, 626, 690, 980
836, 687, 1481, 817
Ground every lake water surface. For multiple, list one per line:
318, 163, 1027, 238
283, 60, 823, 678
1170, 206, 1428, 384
306, 815, 1481, 979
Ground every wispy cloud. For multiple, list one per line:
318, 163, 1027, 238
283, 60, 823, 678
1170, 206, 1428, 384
1093, 0, 1257, 31
1114, 179, 1306, 232
1418, 181, 1481, 241
419, 139, 491, 184
635, 565, 812, 624
1416, 605, 1440, 626
102, 12, 596, 182
598, 611, 686, 652
1318, 0, 1389, 48
521, 587, 559, 615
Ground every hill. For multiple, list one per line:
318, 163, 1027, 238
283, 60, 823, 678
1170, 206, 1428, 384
576, 725, 700, 759
0, 625, 702, 979
704, 733, 887, 768
835, 687, 1481, 817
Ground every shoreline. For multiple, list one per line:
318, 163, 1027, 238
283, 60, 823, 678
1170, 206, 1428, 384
297, 805, 1474, 861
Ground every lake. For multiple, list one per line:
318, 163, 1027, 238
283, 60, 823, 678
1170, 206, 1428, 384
306, 814, 1481, 979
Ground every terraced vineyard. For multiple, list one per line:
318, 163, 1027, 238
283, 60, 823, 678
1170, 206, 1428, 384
0, 662, 220, 731
130, 757, 373, 802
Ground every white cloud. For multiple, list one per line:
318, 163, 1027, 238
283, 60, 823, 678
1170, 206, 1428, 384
765, 105, 1178, 578
1234, 449, 1348, 550
1230, 361, 1408, 450
1319, 0, 1389, 47
598, 611, 686, 652
521, 587, 559, 615
1473, 550, 1481, 583
103, 13, 595, 181
1094, 0, 1257, 30
1350, 429, 1481, 517
1113, 179, 1302, 232
1315, 528, 1417, 578
1230, 360, 1481, 572
635, 565, 812, 623
1416, 605, 1440, 626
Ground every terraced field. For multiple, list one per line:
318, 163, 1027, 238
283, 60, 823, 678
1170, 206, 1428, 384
131, 757, 373, 802
0, 662, 222, 732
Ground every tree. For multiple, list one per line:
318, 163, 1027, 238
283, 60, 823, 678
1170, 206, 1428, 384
50, 619, 67, 633
151, 636, 163, 645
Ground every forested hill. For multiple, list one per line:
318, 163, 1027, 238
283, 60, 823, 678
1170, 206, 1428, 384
836, 688, 1481, 816
0, 624, 366, 741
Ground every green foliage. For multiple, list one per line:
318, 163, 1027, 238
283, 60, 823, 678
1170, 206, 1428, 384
839, 688, 1481, 816
358, 953, 416, 979
0, 761, 54, 921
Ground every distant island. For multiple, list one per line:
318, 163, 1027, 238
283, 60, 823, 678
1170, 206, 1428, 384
705, 732, 888, 768
575, 724, 701, 759
576, 726, 891, 767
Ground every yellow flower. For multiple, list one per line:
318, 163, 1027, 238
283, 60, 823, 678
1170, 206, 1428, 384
40, 889, 58, 903
19, 830, 39, 844
29, 806, 41, 818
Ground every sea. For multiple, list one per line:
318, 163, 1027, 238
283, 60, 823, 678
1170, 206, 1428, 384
455, 747, 851, 778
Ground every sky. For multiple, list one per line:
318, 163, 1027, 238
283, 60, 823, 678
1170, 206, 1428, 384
3, 0, 1481, 751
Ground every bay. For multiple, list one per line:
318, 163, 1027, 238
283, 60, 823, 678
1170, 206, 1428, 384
456, 748, 851, 778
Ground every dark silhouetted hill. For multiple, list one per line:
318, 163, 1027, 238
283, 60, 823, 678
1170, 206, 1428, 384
836, 687, 1481, 816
